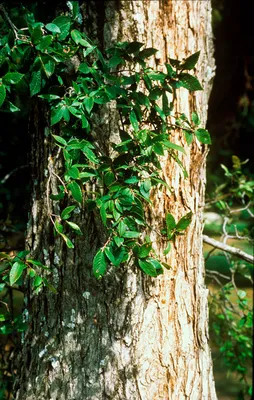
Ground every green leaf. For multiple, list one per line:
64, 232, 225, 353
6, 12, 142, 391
39, 94, 60, 101
93, 250, 107, 279
35, 35, 53, 52
122, 231, 140, 238
178, 73, 203, 91
51, 106, 64, 126
67, 166, 79, 179
195, 128, 211, 145
3, 72, 24, 85
176, 212, 192, 232
30, 70, 41, 96
163, 242, 171, 255
138, 258, 162, 277
108, 56, 124, 68
68, 181, 82, 203
52, 135, 67, 146
100, 204, 107, 226
26, 259, 49, 269
79, 63, 90, 74
61, 206, 76, 220
164, 141, 186, 154
180, 51, 200, 70
166, 213, 176, 237
45, 23, 61, 34
153, 142, 164, 156
83, 146, 99, 164
52, 16, 71, 40
129, 110, 139, 131
0, 84, 6, 107
83, 97, 94, 114
147, 72, 167, 82
117, 220, 127, 237
191, 112, 200, 126
184, 130, 193, 146
126, 41, 144, 54
134, 243, 152, 258
10, 261, 26, 286
61, 233, 74, 248
66, 221, 82, 235
82, 115, 89, 128
154, 104, 166, 122
4, 101, 20, 112
114, 236, 124, 247
138, 47, 158, 59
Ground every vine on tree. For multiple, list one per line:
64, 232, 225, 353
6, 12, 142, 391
0, 1, 210, 286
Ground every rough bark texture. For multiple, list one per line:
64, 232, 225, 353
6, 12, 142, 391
15, 1, 217, 399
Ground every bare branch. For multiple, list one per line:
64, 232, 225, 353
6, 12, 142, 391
203, 234, 254, 264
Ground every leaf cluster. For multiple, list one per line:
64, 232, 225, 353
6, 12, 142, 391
0, 2, 211, 280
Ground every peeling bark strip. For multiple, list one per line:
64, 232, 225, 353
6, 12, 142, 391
15, 1, 217, 399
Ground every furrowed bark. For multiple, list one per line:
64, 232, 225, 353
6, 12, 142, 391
15, 1, 217, 399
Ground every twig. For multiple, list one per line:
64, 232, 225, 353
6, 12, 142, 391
0, 3, 19, 39
203, 234, 254, 264
0, 165, 28, 184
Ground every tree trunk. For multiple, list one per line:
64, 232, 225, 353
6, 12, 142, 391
15, 1, 217, 399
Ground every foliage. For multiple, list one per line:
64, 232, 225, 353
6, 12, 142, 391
205, 157, 253, 398
0, 1, 206, 282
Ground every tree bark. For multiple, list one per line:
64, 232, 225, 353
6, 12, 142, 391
15, 1, 217, 399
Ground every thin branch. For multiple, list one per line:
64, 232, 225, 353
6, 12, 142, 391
203, 234, 254, 264
0, 165, 28, 184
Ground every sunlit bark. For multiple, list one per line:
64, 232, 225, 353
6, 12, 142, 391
15, 1, 217, 399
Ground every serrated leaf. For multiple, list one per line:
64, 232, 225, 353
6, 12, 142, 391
66, 221, 82, 235
93, 250, 107, 279
68, 181, 82, 203
10, 261, 26, 286
195, 128, 211, 145
180, 51, 200, 70
45, 23, 61, 34
176, 212, 192, 232
178, 73, 203, 91
30, 70, 41, 96
0, 84, 6, 107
